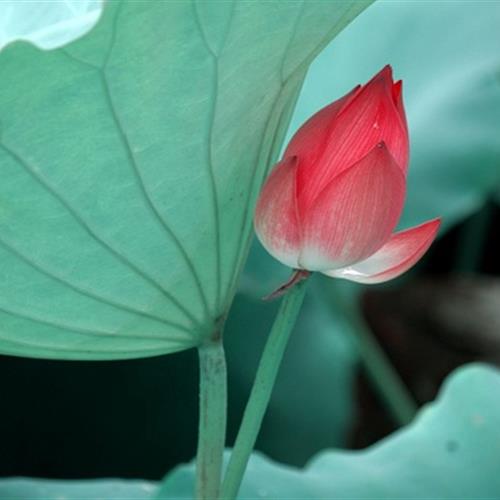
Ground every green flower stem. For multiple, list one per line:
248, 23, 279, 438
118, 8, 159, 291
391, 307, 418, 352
196, 339, 227, 499
351, 311, 417, 425
338, 290, 417, 425
221, 277, 310, 499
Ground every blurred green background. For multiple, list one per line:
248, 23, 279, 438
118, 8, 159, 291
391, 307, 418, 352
0, 0, 499, 486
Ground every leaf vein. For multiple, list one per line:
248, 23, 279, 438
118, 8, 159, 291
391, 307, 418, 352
0, 235, 193, 335
279, 0, 305, 84
192, 0, 226, 315
223, 90, 285, 310
0, 141, 199, 329
0, 305, 188, 343
100, 2, 211, 326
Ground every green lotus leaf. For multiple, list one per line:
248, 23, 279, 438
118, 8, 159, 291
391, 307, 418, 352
0, 0, 371, 359
0, 478, 156, 499
157, 363, 500, 498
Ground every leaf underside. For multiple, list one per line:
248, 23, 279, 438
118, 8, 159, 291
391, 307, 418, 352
0, 0, 371, 359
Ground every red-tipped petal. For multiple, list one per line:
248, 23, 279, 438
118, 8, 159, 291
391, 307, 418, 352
324, 218, 441, 284
254, 156, 301, 268
392, 79, 402, 102
392, 80, 408, 134
376, 64, 393, 87
296, 66, 409, 215
299, 143, 406, 271
284, 85, 361, 179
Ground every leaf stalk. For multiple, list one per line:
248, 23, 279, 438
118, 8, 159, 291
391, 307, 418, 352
196, 339, 228, 499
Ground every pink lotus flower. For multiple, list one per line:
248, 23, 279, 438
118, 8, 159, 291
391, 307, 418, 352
255, 65, 440, 284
